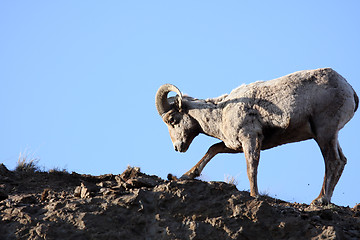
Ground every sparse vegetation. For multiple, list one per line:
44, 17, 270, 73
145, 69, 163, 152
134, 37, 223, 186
48, 167, 69, 174
224, 174, 238, 186
260, 190, 271, 197
13, 150, 71, 175
15, 151, 41, 173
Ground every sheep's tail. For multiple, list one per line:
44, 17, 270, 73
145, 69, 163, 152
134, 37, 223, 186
354, 90, 359, 112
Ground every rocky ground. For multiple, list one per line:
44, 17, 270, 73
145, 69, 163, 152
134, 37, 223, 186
0, 163, 360, 240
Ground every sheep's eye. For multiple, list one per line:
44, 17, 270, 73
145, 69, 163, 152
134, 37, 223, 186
169, 118, 175, 125
168, 116, 178, 126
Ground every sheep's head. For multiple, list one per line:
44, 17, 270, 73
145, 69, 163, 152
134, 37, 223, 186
156, 84, 200, 152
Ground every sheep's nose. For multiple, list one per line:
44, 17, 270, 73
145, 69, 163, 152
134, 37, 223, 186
174, 141, 182, 152
174, 144, 181, 152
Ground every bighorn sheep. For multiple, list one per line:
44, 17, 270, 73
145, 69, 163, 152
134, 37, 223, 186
155, 68, 358, 205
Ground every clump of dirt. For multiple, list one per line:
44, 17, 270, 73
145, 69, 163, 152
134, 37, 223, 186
0, 163, 359, 239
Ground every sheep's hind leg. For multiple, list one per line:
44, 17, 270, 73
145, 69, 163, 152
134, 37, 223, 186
178, 142, 239, 180
312, 136, 347, 205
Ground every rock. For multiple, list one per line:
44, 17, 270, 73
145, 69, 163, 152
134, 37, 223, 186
11, 194, 38, 204
353, 203, 360, 212
73, 186, 82, 198
0, 164, 11, 176
0, 165, 359, 239
319, 209, 334, 221
74, 182, 99, 198
0, 164, 13, 183
125, 176, 161, 189
0, 190, 8, 201
114, 175, 124, 184
353, 203, 360, 217
40, 188, 51, 201
119, 166, 142, 181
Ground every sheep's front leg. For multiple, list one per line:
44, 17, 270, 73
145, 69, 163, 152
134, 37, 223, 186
179, 142, 240, 180
242, 134, 262, 197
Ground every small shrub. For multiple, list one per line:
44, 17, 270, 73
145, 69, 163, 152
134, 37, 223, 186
15, 151, 40, 173
260, 190, 271, 197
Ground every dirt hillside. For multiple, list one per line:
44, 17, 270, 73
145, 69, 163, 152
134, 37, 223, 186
0, 164, 359, 239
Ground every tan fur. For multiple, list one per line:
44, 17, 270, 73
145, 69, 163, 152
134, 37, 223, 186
156, 68, 358, 205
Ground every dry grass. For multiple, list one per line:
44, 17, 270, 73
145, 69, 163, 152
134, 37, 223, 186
48, 167, 69, 175
260, 190, 271, 197
15, 151, 41, 173
14, 149, 70, 175
224, 174, 239, 186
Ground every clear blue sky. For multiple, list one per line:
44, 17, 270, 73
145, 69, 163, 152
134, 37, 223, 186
1, 1, 359, 206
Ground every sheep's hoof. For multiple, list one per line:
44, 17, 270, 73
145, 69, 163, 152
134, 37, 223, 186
179, 174, 193, 180
311, 196, 330, 206
180, 168, 200, 180
168, 170, 197, 181
167, 173, 193, 181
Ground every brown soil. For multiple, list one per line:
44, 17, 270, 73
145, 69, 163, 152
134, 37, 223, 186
0, 164, 359, 239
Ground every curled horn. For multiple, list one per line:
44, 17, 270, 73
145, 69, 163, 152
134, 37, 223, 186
155, 84, 182, 116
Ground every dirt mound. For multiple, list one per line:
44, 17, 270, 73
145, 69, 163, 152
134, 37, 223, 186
1, 164, 359, 239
